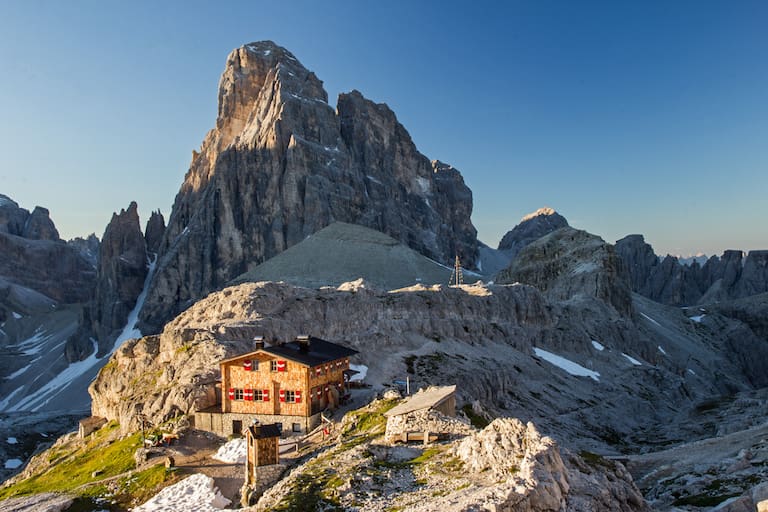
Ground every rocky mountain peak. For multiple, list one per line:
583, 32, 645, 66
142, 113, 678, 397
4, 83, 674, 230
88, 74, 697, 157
137, 42, 478, 334
91, 201, 148, 355
497, 226, 634, 317
144, 210, 165, 256
0, 195, 59, 241
497, 206, 569, 255
520, 206, 560, 222
23, 206, 59, 241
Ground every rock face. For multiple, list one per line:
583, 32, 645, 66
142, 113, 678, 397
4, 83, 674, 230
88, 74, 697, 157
498, 207, 569, 256
143, 210, 166, 256
90, 202, 148, 355
67, 234, 100, 268
0, 195, 95, 304
497, 227, 634, 317
137, 41, 478, 334
615, 235, 768, 305
0, 195, 59, 241
452, 418, 649, 511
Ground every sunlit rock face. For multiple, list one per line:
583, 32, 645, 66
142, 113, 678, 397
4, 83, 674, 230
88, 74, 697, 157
138, 41, 478, 334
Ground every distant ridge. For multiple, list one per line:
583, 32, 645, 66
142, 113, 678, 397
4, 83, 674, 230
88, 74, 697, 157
231, 222, 452, 290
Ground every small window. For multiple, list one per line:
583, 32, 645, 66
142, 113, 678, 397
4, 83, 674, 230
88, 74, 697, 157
276, 423, 283, 432
292, 423, 302, 433
270, 360, 277, 372
234, 388, 244, 401
253, 389, 264, 401
284, 390, 296, 403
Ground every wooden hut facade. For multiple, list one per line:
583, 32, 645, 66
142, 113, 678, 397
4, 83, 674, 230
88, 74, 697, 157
195, 335, 357, 436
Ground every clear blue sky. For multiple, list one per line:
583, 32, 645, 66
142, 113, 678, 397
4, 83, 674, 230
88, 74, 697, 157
1, 1, 766, 256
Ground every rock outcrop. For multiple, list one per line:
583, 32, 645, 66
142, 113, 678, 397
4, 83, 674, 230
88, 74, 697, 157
498, 207, 569, 256
137, 41, 478, 334
497, 227, 634, 317
143, 210, 165, 256
90, 202, 148, 355
451, 418, 649, 511
0, 195, 95, 304
615, 235, 768, 306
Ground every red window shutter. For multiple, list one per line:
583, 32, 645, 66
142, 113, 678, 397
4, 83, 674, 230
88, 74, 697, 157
277, 360, 286, 372
243, 359, 252, 371
263, 389, 270, 402
244, 389, 253, 401
279, 389, 286, 402
315, 367, 321, 376
228, 388, 234, 400
295, 390, 302, 403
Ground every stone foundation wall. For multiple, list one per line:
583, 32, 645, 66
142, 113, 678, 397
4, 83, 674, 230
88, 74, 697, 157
194, 410, 322, 437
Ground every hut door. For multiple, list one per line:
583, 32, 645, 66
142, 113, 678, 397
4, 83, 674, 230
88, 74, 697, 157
232, 420, 242, 436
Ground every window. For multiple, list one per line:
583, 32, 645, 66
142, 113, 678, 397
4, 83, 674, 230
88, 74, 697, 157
284, 390, 296, 403
270, 360, 277, 372
234, 388, 243, 401
253, 389, 264, 401
292, 423, 302, 433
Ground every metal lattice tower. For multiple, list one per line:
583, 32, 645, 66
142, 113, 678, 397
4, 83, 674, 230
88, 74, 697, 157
449, 254, 464, 286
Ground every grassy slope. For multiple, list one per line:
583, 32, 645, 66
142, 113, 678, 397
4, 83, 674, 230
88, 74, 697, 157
0, 421, 178, 508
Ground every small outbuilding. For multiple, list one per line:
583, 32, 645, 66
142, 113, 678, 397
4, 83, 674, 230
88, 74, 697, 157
245, 423, 281, 485
384, 385, 472, 443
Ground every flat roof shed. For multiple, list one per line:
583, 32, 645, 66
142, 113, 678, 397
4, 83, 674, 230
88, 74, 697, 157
384, 385, 457, 418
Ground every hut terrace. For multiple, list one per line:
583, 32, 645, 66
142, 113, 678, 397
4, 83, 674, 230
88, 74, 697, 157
195, 335, 358, 437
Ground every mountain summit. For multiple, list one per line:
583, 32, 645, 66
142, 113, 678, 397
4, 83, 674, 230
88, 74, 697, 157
138, 41, 478, 333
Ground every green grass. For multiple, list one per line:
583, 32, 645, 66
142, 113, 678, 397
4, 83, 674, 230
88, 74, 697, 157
0, 422, 140, 500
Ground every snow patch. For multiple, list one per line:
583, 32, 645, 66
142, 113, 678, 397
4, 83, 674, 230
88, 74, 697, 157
415, 176, 431, 195
640, 312, 661, 326
690, 315, 706, 323
687, 369, 697, 376
6, 437, 17, 444
658, 346, 667, 355
6, 364, 31, 380
212, 438, 246, 464
7, 256, 157, 412
350, 364, 368, 382
622, 353, 642, 366
591, 340, 605, 351
533, 347, 600, 381
132, 474, 231, 512
571, 261, 598, 274
4, 458, 23, 469
11, 312, 22, 320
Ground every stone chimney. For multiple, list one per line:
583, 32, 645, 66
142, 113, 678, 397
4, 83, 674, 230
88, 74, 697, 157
254, 336, 265, 350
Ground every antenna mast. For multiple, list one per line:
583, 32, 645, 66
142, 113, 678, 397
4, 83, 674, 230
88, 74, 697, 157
449, 254, 464, 286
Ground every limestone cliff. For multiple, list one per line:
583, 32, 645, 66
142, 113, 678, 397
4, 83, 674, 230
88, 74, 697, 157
0, 195, 95, 304
137, 41, 478, 334
498, 207, 569, 257
497, 227, 634, 317
615, 234, 768, 306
